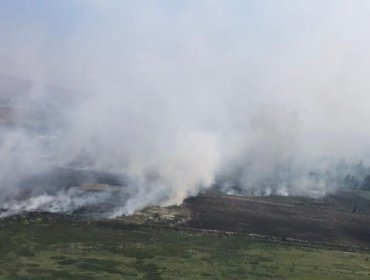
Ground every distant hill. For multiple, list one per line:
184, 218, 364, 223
0, 74, 80, 131
0, 73, 80, 109
0, 74, 32, 100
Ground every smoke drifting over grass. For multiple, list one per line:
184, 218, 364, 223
1, 1, 370, 216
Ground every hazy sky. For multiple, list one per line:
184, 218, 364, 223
1, 0, 370, 87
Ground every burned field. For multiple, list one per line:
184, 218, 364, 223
1, 190, 370, 279
184, 190, 370, 249
1, 133, 370, 278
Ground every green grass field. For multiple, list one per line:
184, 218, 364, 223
1, 214, 370, 280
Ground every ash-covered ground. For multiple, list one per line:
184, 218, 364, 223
4, 170, 370, 251
184, 190, 370, 249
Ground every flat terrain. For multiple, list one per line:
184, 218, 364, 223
1, 190, 370, 279
1, 213, 370, 280
184, 190, 370, 249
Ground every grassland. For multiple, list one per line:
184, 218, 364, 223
0, 213, 370, 280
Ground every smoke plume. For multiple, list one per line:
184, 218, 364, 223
1, 1, 370, 217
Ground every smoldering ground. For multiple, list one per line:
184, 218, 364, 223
1, 1, 370, 217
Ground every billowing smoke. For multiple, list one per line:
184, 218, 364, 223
1, 1, 370, 217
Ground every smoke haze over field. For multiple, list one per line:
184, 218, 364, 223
1, 1, 370, 216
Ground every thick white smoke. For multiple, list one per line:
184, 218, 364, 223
1, 1, 370, 216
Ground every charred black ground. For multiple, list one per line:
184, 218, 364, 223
184, 190, 370, 249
